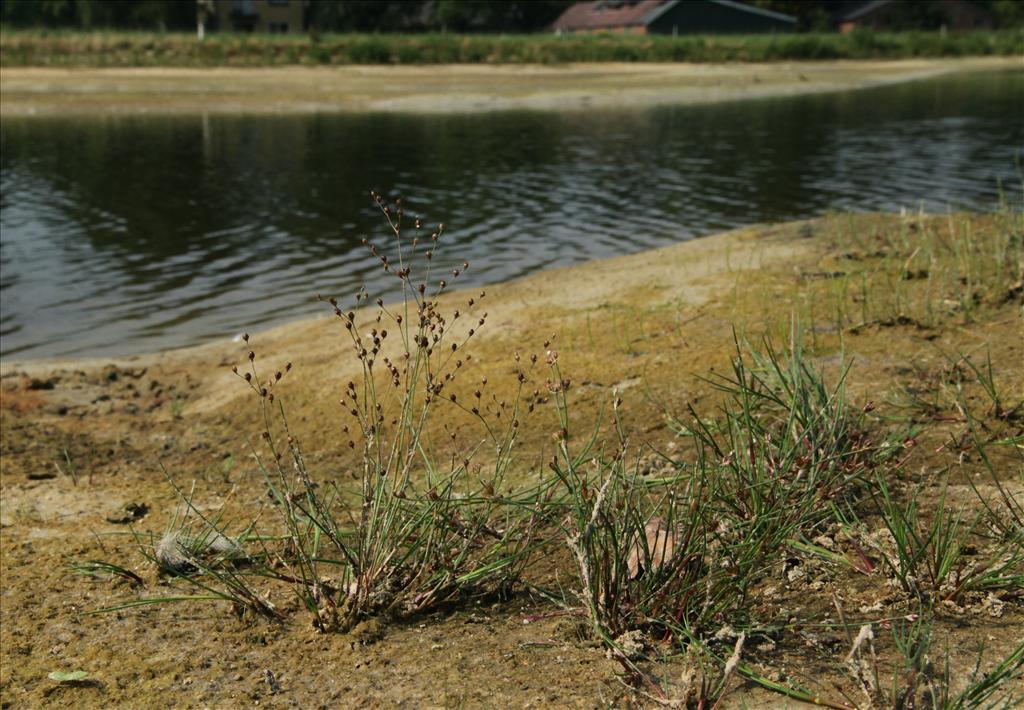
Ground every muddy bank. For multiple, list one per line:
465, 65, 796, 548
1, 57, 1018, 116
1, 214, 1022, 707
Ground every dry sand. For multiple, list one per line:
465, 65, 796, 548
1, 56, 1018, 116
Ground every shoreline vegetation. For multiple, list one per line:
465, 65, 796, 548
2, 209, 1022, 706
1, 29, 1022, 68
1, 56, 1019, 116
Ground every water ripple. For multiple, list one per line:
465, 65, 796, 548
1, 69, 1021, 360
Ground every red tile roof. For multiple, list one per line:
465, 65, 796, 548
552, 0, 668, 31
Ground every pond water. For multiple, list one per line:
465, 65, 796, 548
1, 69, 1021, 360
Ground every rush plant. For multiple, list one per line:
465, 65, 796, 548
98, 194, 546, 630
227, 193, 550, 629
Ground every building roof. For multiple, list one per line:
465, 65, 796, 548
658, 0, 797, 24
834, 0, 894, 22
551, 0, 666, 32
832, 0, 992, 25
552, 0, 796, 32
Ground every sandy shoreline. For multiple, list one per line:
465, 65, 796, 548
1, 56, 1018, 116
0, 221, 789, 378
2, 212, 1021, 708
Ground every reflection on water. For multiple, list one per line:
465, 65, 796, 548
1, 70, 1021, 360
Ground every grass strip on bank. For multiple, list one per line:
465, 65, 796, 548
1, 28, 1021, 67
